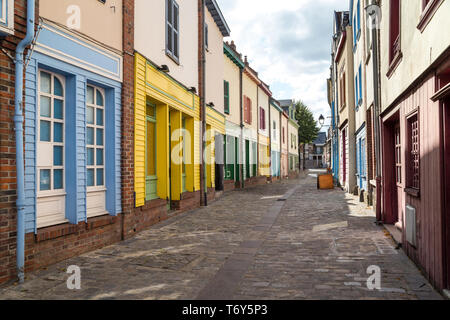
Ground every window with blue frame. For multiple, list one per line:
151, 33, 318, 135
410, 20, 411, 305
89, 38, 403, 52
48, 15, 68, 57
358, 64, 362, 106
361, 138, 366, 177
353, 0, 361, 48
0, 0, 5, 22
38, 70, 65, 193
86, 85, 105, 189
355, 73, 359, 108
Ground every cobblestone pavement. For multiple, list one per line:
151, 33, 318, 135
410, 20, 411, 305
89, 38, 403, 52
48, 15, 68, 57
0, 172, 443, 300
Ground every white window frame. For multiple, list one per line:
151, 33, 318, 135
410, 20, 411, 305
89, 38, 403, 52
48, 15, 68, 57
86, 85, 106, 192
0, 0, 14, 35
37, 70, 66, 198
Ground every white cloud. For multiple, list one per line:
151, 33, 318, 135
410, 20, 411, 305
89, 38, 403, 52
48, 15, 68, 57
217, 0, 348, 129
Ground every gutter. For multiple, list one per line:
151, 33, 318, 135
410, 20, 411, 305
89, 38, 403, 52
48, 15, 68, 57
15, 0, 36, 283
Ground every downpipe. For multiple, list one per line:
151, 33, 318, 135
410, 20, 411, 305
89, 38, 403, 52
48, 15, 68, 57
14, 0, 36, 283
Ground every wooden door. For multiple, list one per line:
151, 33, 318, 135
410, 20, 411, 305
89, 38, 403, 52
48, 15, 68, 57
145, 104, 158, 201
444, 97, 450, 289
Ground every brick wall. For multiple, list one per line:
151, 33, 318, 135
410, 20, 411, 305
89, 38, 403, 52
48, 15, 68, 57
0, 0, 39, 285
121, 0, 135, 222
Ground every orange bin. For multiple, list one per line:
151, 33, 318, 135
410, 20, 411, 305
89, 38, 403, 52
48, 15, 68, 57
317, 174, 334, 190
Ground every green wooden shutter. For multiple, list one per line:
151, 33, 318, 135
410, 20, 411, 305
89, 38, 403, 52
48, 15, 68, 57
224, 81, 230, 114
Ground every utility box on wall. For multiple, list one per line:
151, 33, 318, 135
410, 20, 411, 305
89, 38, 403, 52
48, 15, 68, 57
406, 205, 417, 247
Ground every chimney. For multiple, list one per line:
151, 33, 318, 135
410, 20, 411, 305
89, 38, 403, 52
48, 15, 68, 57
230, 40, 236, 51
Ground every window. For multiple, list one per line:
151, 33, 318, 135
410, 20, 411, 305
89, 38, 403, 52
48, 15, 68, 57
406, 113, 420, 191
0, 0, 14, 35
389, 0, 401, 64
395, 125, 402, 184
340, 72, 346, 108
205, 23, 209, 49
224, 81, 230, 114
355, 73, 359, 107
358, 64, 362, 106
86, 85, 105, 189
260, 107, 266, 130
282, 127, 285, 143
38, 71, 65, 193
244, 96, 252, 124
166, 0, 179, 61
273, 121, 277, 140
0, 0, 5, 23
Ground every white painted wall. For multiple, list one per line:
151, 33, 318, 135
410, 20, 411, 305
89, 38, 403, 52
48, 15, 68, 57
380, 0, 450, 112
205, 8, 224, 114
135, 0, 198, 90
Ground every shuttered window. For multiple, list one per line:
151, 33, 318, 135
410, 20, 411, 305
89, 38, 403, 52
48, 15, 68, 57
389, 0, 401, 64
406, 113, 420, 190
244, 96, 252, 124
224, 81, 230, 114
166, 0, 179, 61
260, 107, 266, 130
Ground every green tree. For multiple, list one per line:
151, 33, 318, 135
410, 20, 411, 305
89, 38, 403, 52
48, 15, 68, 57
295, 100, 320, 170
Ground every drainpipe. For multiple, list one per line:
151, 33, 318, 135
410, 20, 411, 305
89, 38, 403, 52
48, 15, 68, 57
370, 9, 382, 222
199, 0, 207, 206
239, 68, 244, 188
15, 0, 36, 283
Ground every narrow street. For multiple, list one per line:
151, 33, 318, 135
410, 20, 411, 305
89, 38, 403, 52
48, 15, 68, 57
0, 172, 442, 300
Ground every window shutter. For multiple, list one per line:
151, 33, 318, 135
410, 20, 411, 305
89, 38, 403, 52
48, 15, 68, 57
247, 98, 253, 124
244, 96, 248, 123
224, 81, 229, 114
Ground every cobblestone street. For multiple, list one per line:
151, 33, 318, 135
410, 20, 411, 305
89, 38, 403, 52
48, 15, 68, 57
0, 172, 442, 300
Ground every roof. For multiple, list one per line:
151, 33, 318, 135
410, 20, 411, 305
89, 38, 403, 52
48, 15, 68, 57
313, 132, 327, 146
206, 0, 231, 37
279, 99, 293, 107
224, 42, 245, 69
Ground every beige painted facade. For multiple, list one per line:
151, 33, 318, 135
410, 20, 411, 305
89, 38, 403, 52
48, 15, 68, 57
380, 0, 450, 112
224, 54, 241, 126
242, 72, 259, 133
205, 9, 225, 115
352, 0, 367, 131
337, 24, 356, 192
40, 0, 123, 51
270, 105, 281, 152
134, 0, 198, 90
288, 121, 298, 155
338, 26, 356, 129
258, 87, 270, 137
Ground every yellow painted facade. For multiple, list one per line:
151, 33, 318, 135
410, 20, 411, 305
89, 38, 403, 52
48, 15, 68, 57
258, 135, 271, 177
134, 53, 225, 207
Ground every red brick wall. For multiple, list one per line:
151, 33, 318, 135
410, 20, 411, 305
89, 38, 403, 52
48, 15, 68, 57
121, 0, 135, 221
0, 0, 40, 285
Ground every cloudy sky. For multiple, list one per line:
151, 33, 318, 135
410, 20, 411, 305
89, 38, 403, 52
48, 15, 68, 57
216, 0, 348, 129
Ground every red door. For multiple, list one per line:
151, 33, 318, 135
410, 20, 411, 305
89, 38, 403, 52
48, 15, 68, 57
443, 97, 450, 289
342, 128, 347, 185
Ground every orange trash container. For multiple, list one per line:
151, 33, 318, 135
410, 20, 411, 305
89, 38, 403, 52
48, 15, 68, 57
317, 174, 334, 190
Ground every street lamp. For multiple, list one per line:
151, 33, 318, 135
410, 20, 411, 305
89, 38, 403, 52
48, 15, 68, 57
319, 114, 325, 127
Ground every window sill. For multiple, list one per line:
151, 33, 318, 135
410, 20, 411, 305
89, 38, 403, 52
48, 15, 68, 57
405, 187, 420, 198
165, 51, 180, 65
386, 51, 403, 79
417, 0, 444, 33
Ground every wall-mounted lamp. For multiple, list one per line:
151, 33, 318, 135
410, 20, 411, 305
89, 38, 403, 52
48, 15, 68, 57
157, 65, 170, 73
319, 114, 325, 126
207, 102, 215, 108
188, 87, 197, 94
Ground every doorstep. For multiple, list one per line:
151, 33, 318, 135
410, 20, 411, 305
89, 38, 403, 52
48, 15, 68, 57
384, 224, 403, 245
